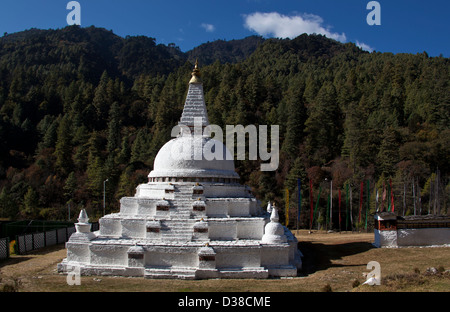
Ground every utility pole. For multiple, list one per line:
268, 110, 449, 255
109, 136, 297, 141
103, 178, 109, 216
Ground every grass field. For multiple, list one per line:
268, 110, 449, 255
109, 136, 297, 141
1, 230, 449, 292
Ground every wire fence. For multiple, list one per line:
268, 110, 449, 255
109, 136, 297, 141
15, 226, 76, 255
0, 237, 9, 260
0, 222, 99, 258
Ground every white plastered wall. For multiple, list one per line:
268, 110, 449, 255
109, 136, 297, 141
397, 228, 450, 246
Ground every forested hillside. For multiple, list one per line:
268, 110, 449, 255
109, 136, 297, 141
0, 26, 448, 227
186, 35, 265, 65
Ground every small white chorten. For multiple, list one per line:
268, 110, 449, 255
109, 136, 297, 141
262, 205, 287, 244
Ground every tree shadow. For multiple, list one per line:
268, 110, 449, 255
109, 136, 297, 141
0, 244, 65, 269
298, 241, 374, 276
0, 256, 34, 269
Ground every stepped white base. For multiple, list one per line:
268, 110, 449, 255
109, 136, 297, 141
58, 238, 302, 279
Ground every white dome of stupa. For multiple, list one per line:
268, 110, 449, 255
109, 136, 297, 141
148, 134, 239, 180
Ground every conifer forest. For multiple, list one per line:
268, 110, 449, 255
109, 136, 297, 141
0, 26, 448, 229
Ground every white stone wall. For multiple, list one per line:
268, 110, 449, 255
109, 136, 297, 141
120, 197, 160, 216
260, 245, 289, 266
205, 200, 227, 217
208, 220, 237, 240
120, 197, 139, 215
397, 228, 450, 246
145, 247, 199, 268
229, 199, 251, 216
214, 246, 261, 269
206, 198, 258, 217
99, 216, 122, 237
135, 184, 168, 198
203, 184, 251, 198
66, 242, 90, 263
374, 230, 397, 248
121, 219, 146, 238
236, 219, 265, 240
89, 244, 128, 266
136, 198, 157, 215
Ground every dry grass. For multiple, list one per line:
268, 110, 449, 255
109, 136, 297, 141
1, 230, 449, 292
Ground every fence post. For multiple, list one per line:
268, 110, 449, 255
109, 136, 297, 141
15, 235, 19, 255
7, 237, 10, 259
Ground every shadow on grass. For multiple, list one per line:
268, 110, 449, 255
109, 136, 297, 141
0, 244, 65, 269
0, 256, 34, 269
298, 241, 374, 276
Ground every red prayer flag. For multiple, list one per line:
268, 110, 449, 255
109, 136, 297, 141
390, 179, 394, 212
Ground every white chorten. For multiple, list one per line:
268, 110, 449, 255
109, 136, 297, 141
262, 206, 287, 244
58, 61, 302, 279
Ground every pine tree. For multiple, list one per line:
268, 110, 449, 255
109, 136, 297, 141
131, 128, 151, 165
106, 101, 121, 155
54, 114, 73, 176
37, 115, 58, 151
63, 171, 77, 201
0, 187, 18, 218
377, 126, 400, 178
86, 131, 105, 209
282, 78, 306, 158
115, 167, 135, 202
22, 186, 39, 218
304, 81, 342, 165
92, 71, 112, 128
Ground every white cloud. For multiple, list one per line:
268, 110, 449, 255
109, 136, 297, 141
244, 12, 347, 42
356, 41, 374, 52
201, 23, 215, 32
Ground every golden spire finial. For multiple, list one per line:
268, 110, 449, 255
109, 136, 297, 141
189, 59, 202, 84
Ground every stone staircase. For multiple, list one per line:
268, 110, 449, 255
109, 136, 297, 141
144, 267, 197, 280
159, 184, 205, 242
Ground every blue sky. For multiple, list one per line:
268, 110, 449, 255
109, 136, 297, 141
0, 0, 449, 57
